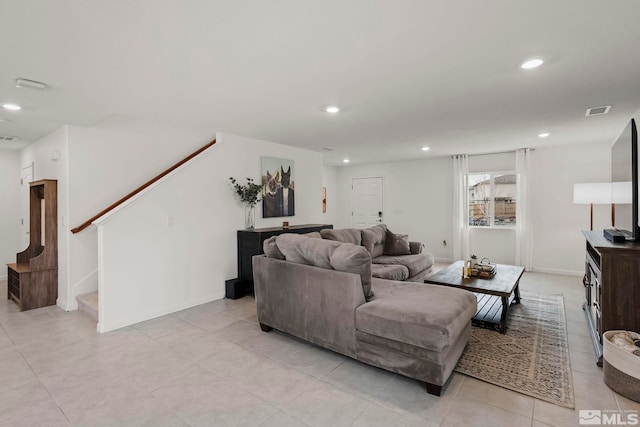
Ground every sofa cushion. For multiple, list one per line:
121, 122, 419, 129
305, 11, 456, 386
303, 231, 323, 239
276, 234, 341, 268
320, 228, 362, 246
373, 253, 433, 277
330, 244, 374, 300
356, 279, 477, 352
362, 224, 387, 258
263, 236, 285, 259
275, 234, 374, 299
383, 230, 411, 255
371, 264, 409, 281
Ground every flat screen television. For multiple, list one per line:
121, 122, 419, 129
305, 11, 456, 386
610, 118, 638, 241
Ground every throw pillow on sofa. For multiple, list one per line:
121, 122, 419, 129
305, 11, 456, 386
383, 229, 411, 255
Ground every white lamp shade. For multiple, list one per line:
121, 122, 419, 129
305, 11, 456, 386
611, 181, 632, 204
573, 183, 612, 204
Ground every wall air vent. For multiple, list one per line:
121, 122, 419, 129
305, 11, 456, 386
0, 135, 18, 142
586, 105, 611, 116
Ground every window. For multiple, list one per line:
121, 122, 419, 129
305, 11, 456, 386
468, 172, 517, 227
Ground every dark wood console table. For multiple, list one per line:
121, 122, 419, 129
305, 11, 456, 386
226, 224, 333, 299
582, 230, 640, 366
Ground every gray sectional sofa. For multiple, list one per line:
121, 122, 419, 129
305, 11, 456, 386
320, 224, 434, 282
254, 233, 477, 396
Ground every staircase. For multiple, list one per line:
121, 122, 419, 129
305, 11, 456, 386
69, 139, 216, 330
76, 292, 98, 321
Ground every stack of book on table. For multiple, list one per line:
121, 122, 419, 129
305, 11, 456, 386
471, 262, 496, 279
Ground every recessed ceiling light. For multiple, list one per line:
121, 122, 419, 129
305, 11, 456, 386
2, 104, 21, 111
520, 58, 544, 70
421, 146, 430, 151
343, 158, 350, 163
538, 132, 550, 138
326, 106, 340, 114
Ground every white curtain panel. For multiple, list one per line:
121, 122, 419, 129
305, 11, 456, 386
452, 154, 469, 261
515, 148, 533, 270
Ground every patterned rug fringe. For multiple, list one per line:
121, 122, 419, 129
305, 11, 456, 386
454, 291, 575, 408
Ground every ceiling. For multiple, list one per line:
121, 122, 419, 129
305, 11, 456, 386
1, 1, 640, 165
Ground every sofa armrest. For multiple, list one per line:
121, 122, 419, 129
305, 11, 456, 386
253, 255, 366, 357
409, 241, 424, 254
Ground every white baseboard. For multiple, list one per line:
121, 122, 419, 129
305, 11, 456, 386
530, 267, 583, 277
432, 259, 582, 277
56, 298, 72, 311
97, 291, 225, 333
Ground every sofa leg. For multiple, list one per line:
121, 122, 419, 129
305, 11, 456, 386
424, 382, 442, 396
259, 323, 273, 332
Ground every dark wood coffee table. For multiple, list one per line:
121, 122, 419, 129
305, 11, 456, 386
425, 260, 524, 333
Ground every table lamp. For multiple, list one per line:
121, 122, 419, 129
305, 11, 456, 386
573, 183, 611, 230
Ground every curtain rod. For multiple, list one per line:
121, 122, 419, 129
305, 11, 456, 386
452, 148, 535, 158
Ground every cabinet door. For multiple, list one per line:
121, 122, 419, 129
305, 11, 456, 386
238, 233, 261, 282
601, 251, 640, 333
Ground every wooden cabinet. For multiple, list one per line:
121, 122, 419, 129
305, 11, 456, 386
7, 179, 58, 311
582, 230, 640, 365
227, 224, 333, 299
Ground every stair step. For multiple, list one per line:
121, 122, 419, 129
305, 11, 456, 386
76, 291, 98, 321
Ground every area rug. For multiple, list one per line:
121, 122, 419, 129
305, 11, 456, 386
454, 291, 575, 408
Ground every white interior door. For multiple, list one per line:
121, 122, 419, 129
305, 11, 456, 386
21, 162, 33, 247
351, 177, 383, 228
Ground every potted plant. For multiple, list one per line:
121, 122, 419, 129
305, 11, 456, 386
470, 254, 478, 268
229, 177, 263, 229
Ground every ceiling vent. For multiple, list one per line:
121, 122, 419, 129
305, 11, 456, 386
0, 135, 18, 142
586, 105, 611, 116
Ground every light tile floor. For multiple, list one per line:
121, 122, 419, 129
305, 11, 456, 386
1, 266, 638, 426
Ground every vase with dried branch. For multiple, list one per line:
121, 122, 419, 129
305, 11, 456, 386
229, 177, 263, 229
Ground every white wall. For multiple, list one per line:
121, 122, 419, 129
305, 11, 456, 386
20, 127, 70, 306
335, 158, 454, 261
531, 141, 610, 274
95, 132, 325, 332
322, 165, 337, 226
65, 122, 212, 309
0, 150, 21, 279
335, 141, 611, 273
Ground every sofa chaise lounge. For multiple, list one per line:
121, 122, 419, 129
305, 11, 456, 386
254, 233, 477, 395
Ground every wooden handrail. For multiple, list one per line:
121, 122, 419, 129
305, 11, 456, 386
71, 139, 217, 234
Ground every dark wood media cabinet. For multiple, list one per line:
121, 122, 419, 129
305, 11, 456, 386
226, 224, 333, 299
582, 230, 640, 366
